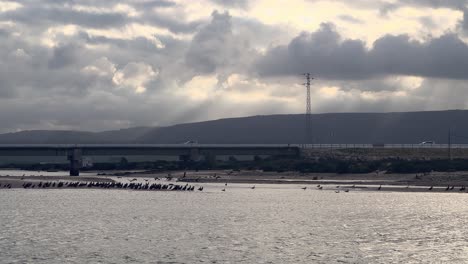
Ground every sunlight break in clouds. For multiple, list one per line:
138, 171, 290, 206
112, 62, 158, 93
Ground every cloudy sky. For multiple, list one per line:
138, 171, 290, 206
0, 0, 467, 133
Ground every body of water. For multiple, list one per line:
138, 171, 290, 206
1, 184, 468, 263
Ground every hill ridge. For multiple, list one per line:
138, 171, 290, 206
0, 110, 467, 144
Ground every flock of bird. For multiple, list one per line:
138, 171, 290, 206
427, 185, 467, 192
0, 181, 203, 191
321, 183, 468, 192
1, 179, 468, 193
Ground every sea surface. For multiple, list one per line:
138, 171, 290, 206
1, 180, 468, 263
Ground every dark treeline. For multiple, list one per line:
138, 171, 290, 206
3, 157, 468, 174
0, 160, 178, 172
206, 157, 468, 174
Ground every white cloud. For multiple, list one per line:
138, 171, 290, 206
0, 1, 22, 12
81, 57, 116, 77
112, 62, 158, 93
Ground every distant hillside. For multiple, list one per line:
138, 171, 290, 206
138, 110, 468, 144
0, 127, 154, 144
1, 110, 468, 144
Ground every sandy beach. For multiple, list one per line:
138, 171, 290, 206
174, 170, 468, 192
170, 170, 468, 184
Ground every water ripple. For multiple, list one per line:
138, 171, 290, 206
1, 188, 468, 263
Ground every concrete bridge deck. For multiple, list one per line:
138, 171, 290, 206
0, 144, 301, 176
1, 143, 468, 176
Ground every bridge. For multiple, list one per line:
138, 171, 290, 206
1, 143, 467, 176
0, 144, 301, 176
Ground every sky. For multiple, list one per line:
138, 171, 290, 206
0, 0, 467, 133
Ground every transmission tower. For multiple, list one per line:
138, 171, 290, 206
303, 73, 313, 144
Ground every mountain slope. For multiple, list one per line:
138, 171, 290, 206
0, 127, 154, 144
0, 110, 467, 144
138, 110, 468, 144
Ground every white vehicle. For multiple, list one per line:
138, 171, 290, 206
419, 141, 435, 145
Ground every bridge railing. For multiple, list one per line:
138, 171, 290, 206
1, 143, 468, 149
296, 144, 468, 149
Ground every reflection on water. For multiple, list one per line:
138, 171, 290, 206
1, 185, 468, 263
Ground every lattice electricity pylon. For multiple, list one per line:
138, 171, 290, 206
302, 73, 313, 144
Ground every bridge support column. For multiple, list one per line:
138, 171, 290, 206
189, 148, 200, 161
68, 148, 82, 176
179, 148, 201, 162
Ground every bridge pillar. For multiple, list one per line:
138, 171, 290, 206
179, 148, 201, 162
68, 148, 82, 176
189, 148, 201, 161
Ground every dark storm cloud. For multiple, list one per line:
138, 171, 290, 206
185, 11, 233, 74
254, 23, 370, 80
0, 27, 107, 98
12, 0, 177, 9
0, 0, 200, 34
210, 0, 249, 8
255, 23, 468, 80
48, 43, 83, 69
133, 0, 176, 9
78, 32, 164, 53
1, 6, 127, 29
338, 15, 363, 24
182, 11, 268, 87
371, 34, 468, 79
461, 9, 468, 32
396, 0, 466, 9
185, 10, 256, 78
139, 11, 204, 34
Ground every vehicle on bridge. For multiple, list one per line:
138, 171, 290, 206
419, 141, 435, 145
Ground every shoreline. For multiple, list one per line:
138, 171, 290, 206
1, 170, 468, 193
174, 170, 468, 193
